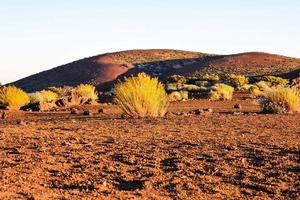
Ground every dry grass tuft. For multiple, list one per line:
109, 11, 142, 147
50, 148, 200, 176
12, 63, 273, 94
75, 84, 98, 102
260, 87, 300, 114
114, 73, 169, 117
0, 85, 30, 110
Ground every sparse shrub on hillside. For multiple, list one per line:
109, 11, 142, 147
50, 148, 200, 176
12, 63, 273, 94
182, 84, 202, 92
249, 85, 264, 97
209, 83, 234, 101
114, 73, 169, 117
240, 84, 253, 91
255, 81, 271, 91
202, 73, 220, 83
167, 75, 187, 84
260, 87, 300, 114
195, 80, 212, 88
260, 76, 289, 87
75, 84, 98, 103
165, 83, 179, 92
169, 91, 189, 102
225, 74, 248, 88
30, 90, 58, 104
0, 85, 30, 110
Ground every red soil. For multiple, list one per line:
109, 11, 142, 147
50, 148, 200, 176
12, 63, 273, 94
0, 99, 299, 199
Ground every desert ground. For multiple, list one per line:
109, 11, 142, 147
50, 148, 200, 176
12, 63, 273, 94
0, 96, 299, 199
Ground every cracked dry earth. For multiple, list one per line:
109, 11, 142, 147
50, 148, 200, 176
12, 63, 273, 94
0, 100, 299, 199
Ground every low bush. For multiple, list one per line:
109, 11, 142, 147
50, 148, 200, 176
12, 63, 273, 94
169, 91, 189, 102
75, 84, 98, 103
209, 83, 234, 101
0, 85, 30, 110
255, 81, 271, 91
165, 83, 179, 92
182, 84, 202, 92
225, 74, 248, 88
30, 90, 58, 104
260, 87, 300, 114
114, 73, 169, 117
249, 85, 264, 97
260, 76, 289, 87
167, 75, 187, 84
195, 80, 211, 87
202, 73, 220, 82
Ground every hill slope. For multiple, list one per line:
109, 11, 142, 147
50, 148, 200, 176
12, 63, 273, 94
11, 49, 300, 92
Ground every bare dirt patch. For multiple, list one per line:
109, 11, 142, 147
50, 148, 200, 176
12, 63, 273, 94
0, 100, 299, 199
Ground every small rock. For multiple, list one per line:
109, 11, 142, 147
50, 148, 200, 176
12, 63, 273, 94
98, 108, 104, 114
70, 108, 79, 114
234, 104, 242, 109
83, 110, 93, 116
16, 119, 26, 125
233, 112, 243, 115
203, 108, 213, 113
0, 104, 9, 110
1, 111, 7, 119
165, 111, 176, 117
193, 109, 204, 115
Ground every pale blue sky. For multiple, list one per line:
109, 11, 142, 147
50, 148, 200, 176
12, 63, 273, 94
1, 0, 300, 84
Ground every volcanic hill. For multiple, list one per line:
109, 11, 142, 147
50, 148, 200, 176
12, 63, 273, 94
11, 49, 300, 92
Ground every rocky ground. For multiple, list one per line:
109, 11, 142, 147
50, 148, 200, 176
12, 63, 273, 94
0, 99, 299, 199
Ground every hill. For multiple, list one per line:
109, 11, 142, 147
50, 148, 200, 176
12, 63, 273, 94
11, 49, 300, 92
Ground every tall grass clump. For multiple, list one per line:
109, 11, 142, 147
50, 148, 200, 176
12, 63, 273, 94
75, 84, 98, 102
30, 90, 58, 104
260, 87, 300, 114
209, 83, 234, 101
114, 73, 169, 117
0, 85, 30, 110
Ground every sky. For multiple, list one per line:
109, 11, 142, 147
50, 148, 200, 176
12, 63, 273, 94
0, 0, 300, 84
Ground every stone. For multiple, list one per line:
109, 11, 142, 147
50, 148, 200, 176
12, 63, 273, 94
98, 108, 104, 114
234, 104, 242, 109
203, 108, 213, 113
0, 104, 9, 110
70, 108, 79, 114
83, 110, 93, 116
1, 111, 6, 119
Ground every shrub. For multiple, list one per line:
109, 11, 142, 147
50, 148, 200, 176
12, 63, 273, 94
260, 87, 300, 114
209, 83, 234, 101
182, 84, 202, 92
165, 83, 179, 92
195, 80, 212, 87
255, 81, 271, 91
249, 85, 264, 97
167, 75, 186, 84
169, 91, 189, 101
75, 84, 98, 102
202, 73, 220, 82
114, 73, 169, 117
260, 76, 289, 87
0, 85, 30, 110
225, 74, 248, 88
30, 90, 58, 104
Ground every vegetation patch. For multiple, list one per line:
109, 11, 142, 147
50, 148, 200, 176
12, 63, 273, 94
114, 73, 169, 117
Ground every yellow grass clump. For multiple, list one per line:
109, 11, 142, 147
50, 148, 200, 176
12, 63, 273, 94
169, 91, 189, 102
114, 73, 169, 117
75, 84, 98, 102
260, 87, 300, 114
30, 90, 58, 104
209, 83, 234, 101
0, 85, 30, 110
